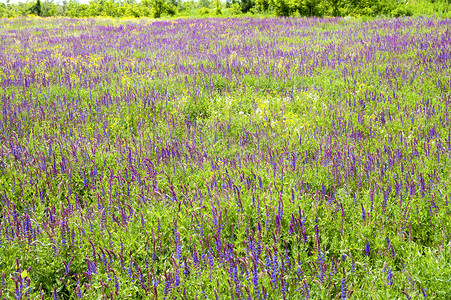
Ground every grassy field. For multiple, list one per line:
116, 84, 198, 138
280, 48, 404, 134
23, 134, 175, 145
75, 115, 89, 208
1, 16, 451, 299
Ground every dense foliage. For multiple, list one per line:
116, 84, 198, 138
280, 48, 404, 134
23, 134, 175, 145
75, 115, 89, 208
1, 16, 451, 299
0, 0, 451, 18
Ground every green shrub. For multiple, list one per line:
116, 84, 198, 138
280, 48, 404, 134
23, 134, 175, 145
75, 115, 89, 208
166, 3, 178, 16
391, 6, 412, 17
271, 0, 290, 16
197, 6, 210, 15
229, 2, 241, 15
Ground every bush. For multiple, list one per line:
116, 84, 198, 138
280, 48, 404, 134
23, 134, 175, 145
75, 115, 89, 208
254, 0, 270, 12
214, 0, 222, 15
166, 3, 178, 16
151, 0, 166, 17
301, 0, 322, 16
0, 4, 7, 17
240, 0, 255, 13
272, 0, 290, 16
229, 2, 241, 15
391, 6, 412, 17
198, 6, 210, 15
0, 0, 449, 18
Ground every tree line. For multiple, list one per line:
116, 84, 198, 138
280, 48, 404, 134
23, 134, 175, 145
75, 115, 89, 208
1, 0, 450, 18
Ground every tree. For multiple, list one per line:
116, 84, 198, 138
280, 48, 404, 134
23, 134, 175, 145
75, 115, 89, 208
271, 0, 292, 16
167, 0, 180, 8
0, 2, 6, 17
151, 0, 166, 18
303, 0, 321, 16
214, 0, 222, 14
240, 0, 255, 13
66, 0, 90, 17
166, 3, 178, 15
30, 0, 42, 15
229, 2, 241, 14
101, 0, 120, 17
255, 0, 270, 12
61, 0, 68, 14
198, 0, 211, 8
322, 0, 343, 16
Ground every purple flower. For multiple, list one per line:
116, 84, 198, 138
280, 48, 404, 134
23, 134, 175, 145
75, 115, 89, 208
127, 260, 133, 279
53, 287, 58, 300
387, 267, 393, 285
422, 288, 428, 299
164, 274, 172, 297
341, 275, 347, 299
361, 202, 366, 222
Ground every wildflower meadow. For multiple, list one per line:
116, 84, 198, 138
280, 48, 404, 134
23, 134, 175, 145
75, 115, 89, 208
1, 16, 451, 299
